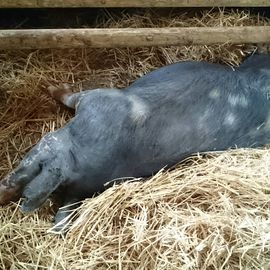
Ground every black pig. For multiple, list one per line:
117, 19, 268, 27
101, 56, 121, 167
1, 53, 270, 228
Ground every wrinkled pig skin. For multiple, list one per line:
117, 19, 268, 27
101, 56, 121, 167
1, 53, 270, 228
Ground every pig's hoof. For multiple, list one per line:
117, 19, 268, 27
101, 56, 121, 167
51, 213, 72, 234
20, 199, 36, 213
0, 180, 20, 205
50, 201, 79, 234
47, 83, 74, 102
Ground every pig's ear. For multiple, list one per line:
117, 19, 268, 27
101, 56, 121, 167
21, 158, 66, 212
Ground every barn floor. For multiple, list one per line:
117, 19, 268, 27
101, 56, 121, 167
1, 8, 270, 269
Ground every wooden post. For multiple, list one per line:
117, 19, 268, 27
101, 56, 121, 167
0, 0, 269, 8
0, 26, 269, 50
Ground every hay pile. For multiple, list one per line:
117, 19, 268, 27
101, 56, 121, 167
1, 8, 270, 269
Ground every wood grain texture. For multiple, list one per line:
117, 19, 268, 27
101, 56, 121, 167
0, 26, 269, 49
0, 0, 269, 8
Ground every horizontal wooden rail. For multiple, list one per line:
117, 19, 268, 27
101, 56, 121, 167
0, 26, 269, 50
0, 0, 270, 8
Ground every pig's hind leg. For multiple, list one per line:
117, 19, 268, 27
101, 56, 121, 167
20, 156, 67, 212
0, 137, 54, 205
51, 197, 81, 233
48, 83, 82, 109
0, 132, 66, 207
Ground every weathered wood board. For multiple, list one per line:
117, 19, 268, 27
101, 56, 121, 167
0, 26, 269, 50
0, 0, 269, 8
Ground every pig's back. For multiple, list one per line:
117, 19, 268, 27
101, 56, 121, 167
122, 62, 270, 176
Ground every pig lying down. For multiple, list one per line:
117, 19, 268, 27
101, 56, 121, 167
1, 53, 270, 228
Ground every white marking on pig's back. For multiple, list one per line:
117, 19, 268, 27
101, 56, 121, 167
209, 88, 220, 99
127, 95, 149, 123
225, 112, 236, 126
228, 94, 249, 107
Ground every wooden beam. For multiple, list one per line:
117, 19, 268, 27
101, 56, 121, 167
0, 27, 269, 50
0, 0, 269, 8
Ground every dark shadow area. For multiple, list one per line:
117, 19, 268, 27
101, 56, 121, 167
0, 7, 269, 29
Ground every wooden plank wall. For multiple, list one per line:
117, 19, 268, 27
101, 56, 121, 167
0, 0, 269, 8
0, 1, 268, 49
1, 26, 270, 49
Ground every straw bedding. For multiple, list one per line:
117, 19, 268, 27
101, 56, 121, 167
1, 8, 270, 269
